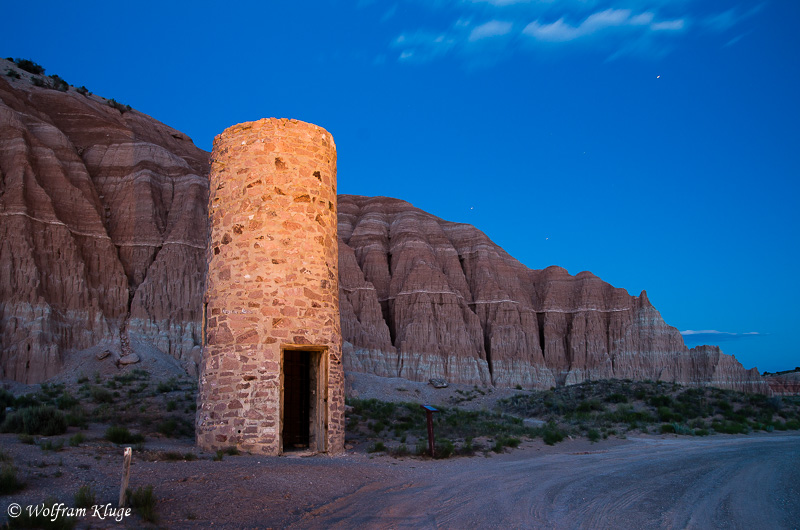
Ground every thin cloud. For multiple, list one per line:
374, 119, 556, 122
681, 329, 764, 344
469, 20, 514, 41
522, 9, 684, 43
389, 0, 765, 63
705, 3, 765, 33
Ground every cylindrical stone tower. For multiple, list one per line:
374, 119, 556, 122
197, 118, 344, 456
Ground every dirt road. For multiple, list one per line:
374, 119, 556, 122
3, 432, 797, 528
289, 433, 799, 529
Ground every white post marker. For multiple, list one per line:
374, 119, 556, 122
119, 447, 132, 507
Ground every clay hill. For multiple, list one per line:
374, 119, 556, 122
764, 369, 800, 396
0, 59, 770, 393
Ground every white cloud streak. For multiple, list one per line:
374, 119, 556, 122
389, 0, 765, 63
469, 20, 514, 41
681, 330, 762, 336
522, 8, 684, 43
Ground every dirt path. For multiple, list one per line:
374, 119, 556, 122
2, 432, 797, 528
296, 433, 799, 529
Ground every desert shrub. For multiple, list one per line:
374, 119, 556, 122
711, 421, 749, 435
368, 441, 386, 453
68, 433, 85, 447
2, 406, 67, 436
6, 69, 20, 79
0, 463, 25, 495
31, 76, 47, 87
39, 439, 64, 452
76, 85, 90, 96
434, 438, 455, 459
74, 485, 96, 508
166, 400, 177, 412
660, 423, 676, 434
786, 419, 800, 430
127, 485, 158, 523
389, 444, 411, 457
606, 393, 628, 403
108, 98, 132, 113
156, 417, 193, 438
91, 386, 114, 404
587, 429, 601, 443
577, 399, 604, 413
0, 388, 15, 423
64, 407, 87, 429
13, 58, 45, 74
48, 74, 68, 91
648, 395, 673, 407
105, 426, 144, 444
541, 422, 566, 446
55, 392, 78, 410
213, 450, 225, 461
455, 438, 476, 456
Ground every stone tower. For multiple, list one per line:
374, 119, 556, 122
197, 118, 344, 456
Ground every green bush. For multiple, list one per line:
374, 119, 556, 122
390, 444, 411, 457
69, 433, 86, 447
91, 386, 114, 404
0, 463, 25, 495
39, 438, 64, 452
2, 406, 67, 436
108, 98, 132, 114
605, 393, 628, 404
156, 417, 193, 438
48, 74, 68, 92
587, 429, 601, 442
127, 485, 158, 523
434, 438, 454, 459
13, 58, 45, 75
74, 485, 96, 508
5, 69, 20, 79
541, 422, 565, 446
711, 421, 749, 435
368, 441, 386, 453
0, 388, 15, 423
56, 392, 78, 410
105, 426, 144, 444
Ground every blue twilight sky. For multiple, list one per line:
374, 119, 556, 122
2, 0, 798, 372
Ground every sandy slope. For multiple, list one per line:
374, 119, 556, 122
3, 432, 796, 528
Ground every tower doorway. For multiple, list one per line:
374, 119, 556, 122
281, 346, 328, 453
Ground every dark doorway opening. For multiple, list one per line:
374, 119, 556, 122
283, 350, 311, 451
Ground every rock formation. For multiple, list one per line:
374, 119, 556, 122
764, 371, 800, 396
0, 58, 771, 393
338, 195, 771, 393
0, 59, 208, 382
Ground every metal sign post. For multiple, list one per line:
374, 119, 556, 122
420, 405, 439, 457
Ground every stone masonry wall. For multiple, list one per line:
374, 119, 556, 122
197, 118, 344, 455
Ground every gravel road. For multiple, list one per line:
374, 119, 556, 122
2, 432, 797, 529
293, 433, 799, 529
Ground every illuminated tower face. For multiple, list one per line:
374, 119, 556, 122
197, 118, 344, 456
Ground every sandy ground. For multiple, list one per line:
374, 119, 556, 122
1, 431, 797, 529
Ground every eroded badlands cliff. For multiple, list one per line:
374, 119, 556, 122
338, 196, 768, 392
0, 60, 208, 382
0, 58, 769, 392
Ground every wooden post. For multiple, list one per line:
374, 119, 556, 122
119, 447, 132, 507
420, 405, 439, 457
